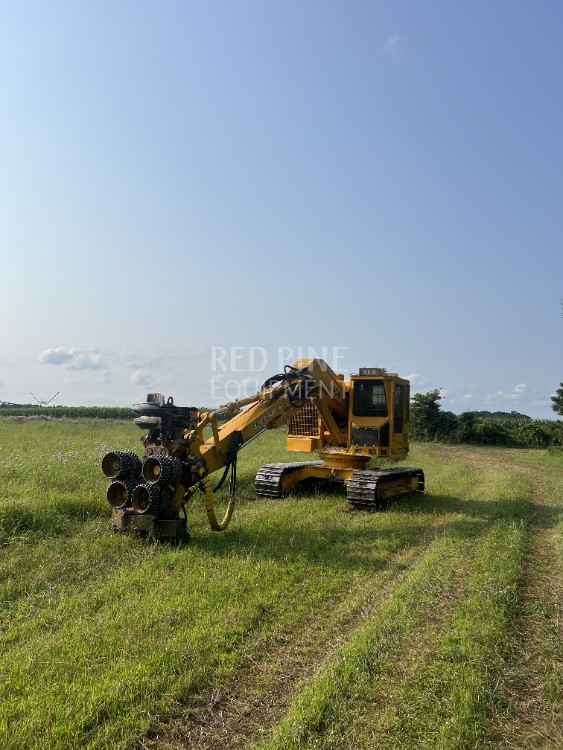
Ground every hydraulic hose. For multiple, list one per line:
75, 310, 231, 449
202, 431, 241, 531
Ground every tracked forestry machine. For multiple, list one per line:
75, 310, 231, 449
101, 360, 424, 542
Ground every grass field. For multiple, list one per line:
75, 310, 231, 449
0, 419, 561, 750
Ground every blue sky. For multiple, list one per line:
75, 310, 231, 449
1, 1, 562, 415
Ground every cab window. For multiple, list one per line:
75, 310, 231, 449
353, 380, 388, 417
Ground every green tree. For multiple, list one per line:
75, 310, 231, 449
472, 419, 512, 446
436, 410, 458, 440
552, 383, 563, 416
411, 389, 443, 440
456, 412, 477, 443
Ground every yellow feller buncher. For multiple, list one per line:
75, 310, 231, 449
101, 360, 424, 542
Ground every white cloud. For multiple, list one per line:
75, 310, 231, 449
463, 393, 473, 399
402, 373, 432, 391
68, 351, 104, 371
39, 347, 74, 366
487, 389, 513, 401
39, 347, 105, 371
130, 370, 153, 387
486, 383, 528, 402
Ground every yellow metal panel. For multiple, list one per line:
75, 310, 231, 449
287, 435, 320, 453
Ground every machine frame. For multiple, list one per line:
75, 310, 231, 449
101, 359, 424, 543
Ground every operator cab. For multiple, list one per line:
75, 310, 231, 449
349, 368, 410, 458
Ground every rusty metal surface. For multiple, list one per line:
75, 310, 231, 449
111, 508, 188, 542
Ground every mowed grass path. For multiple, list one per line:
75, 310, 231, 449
0, 420, 561, 749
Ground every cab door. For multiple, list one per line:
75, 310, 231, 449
349, 378, 390, 451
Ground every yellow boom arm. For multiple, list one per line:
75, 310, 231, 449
182, 359, 344, 529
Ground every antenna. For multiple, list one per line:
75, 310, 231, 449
29, 391, 61, 407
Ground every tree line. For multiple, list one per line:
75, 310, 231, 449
2, 386, 563, 449
0, 405, 134, 419
411, 389, 563, 449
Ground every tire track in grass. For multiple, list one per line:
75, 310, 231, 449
138, 452, 496, 750
0, 496, 465, 750
140, 461, 486, 749
0, 437, 494, 749
140, 543, 430, 750
252, 532, 481, 750
0, 446, 475, 636
340, 518, 528, 750
255, 469, 532, 750
486, 472, 563, 750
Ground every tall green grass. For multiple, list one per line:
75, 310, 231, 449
256, 471, 532, 750
0, 421, 559, 749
